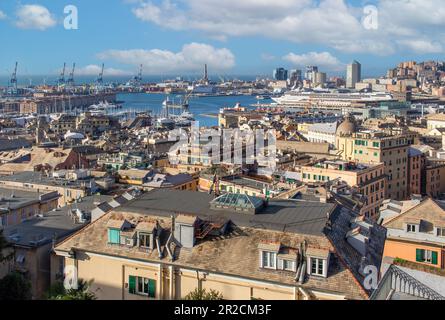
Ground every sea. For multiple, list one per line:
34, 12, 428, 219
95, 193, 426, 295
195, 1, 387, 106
117, 93, 271, 127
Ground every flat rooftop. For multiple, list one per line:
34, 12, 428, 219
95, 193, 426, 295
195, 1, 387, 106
309, 160, 380, 172
2, 195, 110, 247
115, 189, 335, 236
0, 171, 90, 189
0, 187, 58, 211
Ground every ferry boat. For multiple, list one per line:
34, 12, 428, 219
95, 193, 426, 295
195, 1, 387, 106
272, 89, 393, 107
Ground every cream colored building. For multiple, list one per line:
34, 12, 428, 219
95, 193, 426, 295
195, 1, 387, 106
54, 189, 386, 300
300, 160, 386, 219
335, 117, 416, 200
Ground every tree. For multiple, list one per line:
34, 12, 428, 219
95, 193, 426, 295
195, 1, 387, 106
48, 279, 97, 300
0, 230, 12, 263
0, 272, 32, 300
184, 288, 224, 300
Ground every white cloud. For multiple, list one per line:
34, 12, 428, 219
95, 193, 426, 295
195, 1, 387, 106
129, 0, 445, 55
16, 4, 56, 30
284, 52, 344, 71
0, 10, 6, 20
76, 65, 130, 76
397, 40, 443, 54
97, 43, 235, 74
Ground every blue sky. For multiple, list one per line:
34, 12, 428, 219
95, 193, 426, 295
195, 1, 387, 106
0, 0, 444, 79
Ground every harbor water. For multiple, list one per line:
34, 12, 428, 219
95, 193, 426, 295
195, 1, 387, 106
117, 93, 271, 127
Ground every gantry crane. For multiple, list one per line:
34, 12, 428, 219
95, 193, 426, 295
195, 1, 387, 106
9, 62, 18, 95
67, 63, 76, 88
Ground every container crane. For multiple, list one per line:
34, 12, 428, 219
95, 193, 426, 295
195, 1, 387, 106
97, 63, 104, 85
9, 62, 18, 95
58, 62, 66, 88
67, 63, 76, 88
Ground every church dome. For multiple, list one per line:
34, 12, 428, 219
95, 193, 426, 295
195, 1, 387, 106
336, 115, 357, 136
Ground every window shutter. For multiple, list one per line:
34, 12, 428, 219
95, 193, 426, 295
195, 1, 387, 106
148, 279, 156, 298
432, 251, 438, 265
129, 276, 136, 294
416, 249, 424, 262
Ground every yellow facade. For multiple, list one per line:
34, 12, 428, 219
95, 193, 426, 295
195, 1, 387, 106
56, 252, 341, 300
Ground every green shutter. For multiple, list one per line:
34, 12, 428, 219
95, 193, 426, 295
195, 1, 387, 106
432, 251, 438, 265
129, 275, 136, 294
148, 279, 156, 298
416, 249, 424, 262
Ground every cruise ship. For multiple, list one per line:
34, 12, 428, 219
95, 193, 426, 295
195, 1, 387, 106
272, 89, 394, 108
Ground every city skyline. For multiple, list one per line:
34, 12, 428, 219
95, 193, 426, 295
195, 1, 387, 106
1, 0, 445, 78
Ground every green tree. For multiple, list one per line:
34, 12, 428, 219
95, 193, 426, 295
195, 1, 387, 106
184, 288, 224, 300
48, 279, 97, 300
0, 230, 12, 263
0, 272, 32, 300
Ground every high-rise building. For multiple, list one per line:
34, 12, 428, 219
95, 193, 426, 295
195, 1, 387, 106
273, 68, 288, 81
305, 66, 318, 81
346, 60, 361, 89
314, 72, 327, 85
288, 69, 302, 82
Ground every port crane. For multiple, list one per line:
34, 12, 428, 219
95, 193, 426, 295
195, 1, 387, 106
58, 62, 66, 89
67, 63, 76, 88
9, 62, 18, 95
97, 63, 104, 85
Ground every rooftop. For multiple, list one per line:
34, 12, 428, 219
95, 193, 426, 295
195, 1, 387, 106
0, 187, 59, 211
114, 189, 335, 236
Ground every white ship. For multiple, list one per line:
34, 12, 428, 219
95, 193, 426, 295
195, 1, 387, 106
272, 89, 393, 108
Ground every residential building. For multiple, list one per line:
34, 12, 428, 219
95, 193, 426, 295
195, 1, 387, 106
336, 121, 416, 200
54, 189, 386, 300
143, 173, 198, 191
0, 147, 89, 174
408, 147, 426, 196
383, 198, 445, 270
0, 188, 59, 227
0, 171, 93, 206
1, 195, 105, 298
300, 160, 386, 219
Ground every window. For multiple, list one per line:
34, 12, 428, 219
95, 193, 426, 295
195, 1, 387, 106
407, 224, 417, 233
108, 228, 120, 244
282, 260, 296, 272
310, 258, 325, 276
416, 249, 438, 265
139, 233, 151, 248
437, 228, 445, 237
262, 251, 276, 269
129, 276, 156, 298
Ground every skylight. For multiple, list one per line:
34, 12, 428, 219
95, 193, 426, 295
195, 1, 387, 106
210, 193, 264, 215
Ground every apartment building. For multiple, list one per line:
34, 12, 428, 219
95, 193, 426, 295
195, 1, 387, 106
424, 160, 445, 198
54, 189, 386, 300
407, 147, 426, 196
0, 188, 59, 227
1, 195, 106, 298
383, 198, 445, 270
0, 171, 91, 206
300, 160, 386, 219
337, 131, 416, 201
